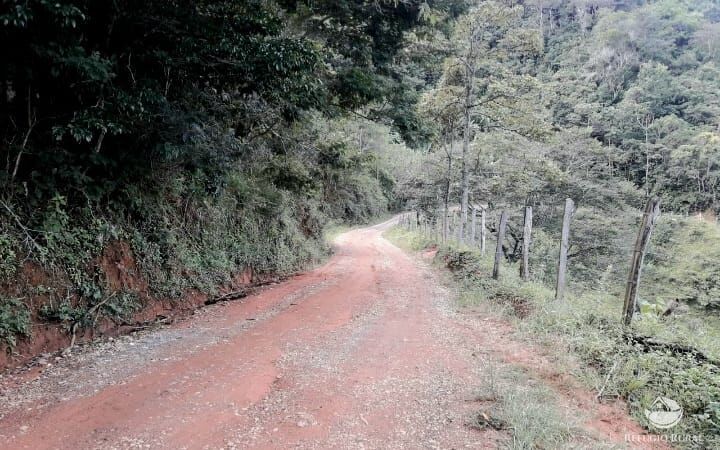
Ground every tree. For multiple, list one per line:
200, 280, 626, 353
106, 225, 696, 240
444, 2, 543, 241
418, 85, 462, 240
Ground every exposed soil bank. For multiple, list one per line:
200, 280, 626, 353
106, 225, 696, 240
0, 240, 267, 372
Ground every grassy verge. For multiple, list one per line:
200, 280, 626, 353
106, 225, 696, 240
384, 226, 720, 449
468, 362, 591, 449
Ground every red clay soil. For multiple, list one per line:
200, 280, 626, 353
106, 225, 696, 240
0, 242, 259, 371
0, 219, 663, 449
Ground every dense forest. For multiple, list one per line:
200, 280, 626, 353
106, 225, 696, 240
1, 0, 720, 446
405, 0, 720, 307
0, 0, 466, 346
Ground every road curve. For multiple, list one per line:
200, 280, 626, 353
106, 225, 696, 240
0, 219, 652, 449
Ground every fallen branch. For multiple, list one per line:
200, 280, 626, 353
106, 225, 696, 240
204, 279, 279, 306
126, 315, 171, 331
0, 199, 45, 254
624, 333, 719, 366
596, 360, 618, 402
89, 291, 117, 330
204, 288, 253, 306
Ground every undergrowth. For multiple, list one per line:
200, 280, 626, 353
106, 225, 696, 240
385, 226, 720, 449
0, 297, 31, 349
0, 164, 379, 355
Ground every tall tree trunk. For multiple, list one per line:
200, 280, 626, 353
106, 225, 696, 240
459, 65, 474, 244
443, 141, 453, 243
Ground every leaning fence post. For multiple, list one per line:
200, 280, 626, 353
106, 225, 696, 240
622, 197, 661, 326
492, 211, 509, 280
555, 198, 575, 300
520, 206, 533, 281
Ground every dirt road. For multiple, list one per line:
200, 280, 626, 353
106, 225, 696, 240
0, 220, 653, 449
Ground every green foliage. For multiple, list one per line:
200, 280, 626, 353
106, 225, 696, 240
39, 302, 87, 329
0, 297, 31, 350
645, 218, 720, 309
1, 0, 464, 208
540, 0, 720, 213
39, 291, 140, 331
125, 169, 330, 298
315, 141, 390, 223
0, 232, 18, 281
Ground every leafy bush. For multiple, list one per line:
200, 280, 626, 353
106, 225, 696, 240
0, 297, 31, 350
39, 291, 140, 331
645, 218, 720, 310
39, 302, 87, 330
0, 232, 18, 281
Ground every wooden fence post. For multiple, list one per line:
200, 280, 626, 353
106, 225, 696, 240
457, 210, 465, 244
520, 206, 533, 281
622, 197, 661, 326
480, 207, 486, 256
492, 211, 509, 280
470, 207, 477, 246
555, 198, 575, 300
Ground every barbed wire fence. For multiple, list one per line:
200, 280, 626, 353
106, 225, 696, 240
399, 196, 664, 326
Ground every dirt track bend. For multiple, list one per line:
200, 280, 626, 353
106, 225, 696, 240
0, 219, 653, 449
